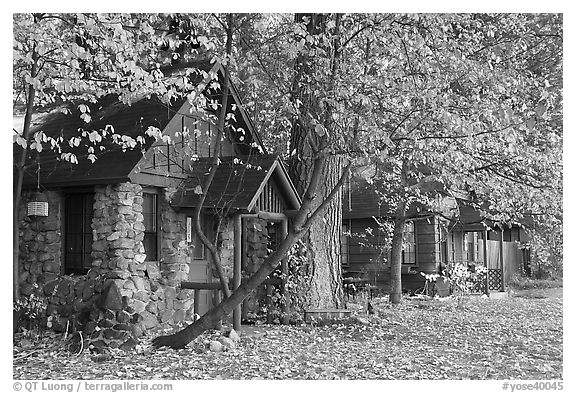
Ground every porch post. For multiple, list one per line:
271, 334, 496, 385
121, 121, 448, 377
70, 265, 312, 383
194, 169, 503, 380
483, 228, 489, 296
233, 214, 242, 331
500, 228, 505, 292
280, 218, 289, 325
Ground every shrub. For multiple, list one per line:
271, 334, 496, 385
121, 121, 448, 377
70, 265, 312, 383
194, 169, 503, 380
13, 292, 48, 334
508, 274, 563, 290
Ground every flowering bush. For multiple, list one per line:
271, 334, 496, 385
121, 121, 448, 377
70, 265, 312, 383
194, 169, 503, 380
442, 263, 488, 308
13, 292, 48, 333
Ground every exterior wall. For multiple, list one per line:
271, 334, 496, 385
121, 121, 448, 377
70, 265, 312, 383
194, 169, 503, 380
215, 216, 271, 320
345, 217, 387, 279
19, 190, 64, 297
414, 217, 441, 273
343, 216, 443, 291
17, 182, 197, 349
217, 218, 235, 281
242, 218, 270, 318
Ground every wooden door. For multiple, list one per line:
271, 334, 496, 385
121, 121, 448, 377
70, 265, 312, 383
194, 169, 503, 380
187, 214, 213, 315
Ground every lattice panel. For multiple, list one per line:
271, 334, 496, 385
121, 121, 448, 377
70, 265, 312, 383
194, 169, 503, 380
487, 269, 503, 290
472, 269, 503, 293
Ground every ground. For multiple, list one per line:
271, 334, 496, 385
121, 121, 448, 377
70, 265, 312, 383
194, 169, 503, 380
13, 288, 562, 380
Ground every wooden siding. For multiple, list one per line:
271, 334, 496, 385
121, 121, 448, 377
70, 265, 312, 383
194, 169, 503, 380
135, 102, 235, 182
255, 178, 284, 213
343, 216, 444, 284
414, 217, 441, 273
344, 217, 386, 274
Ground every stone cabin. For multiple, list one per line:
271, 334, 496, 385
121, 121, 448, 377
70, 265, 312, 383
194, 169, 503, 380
15, 61, 300, 350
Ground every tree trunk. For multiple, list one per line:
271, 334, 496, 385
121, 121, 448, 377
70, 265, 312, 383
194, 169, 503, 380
153, 227, 300, 349
192, 13, 234, 300
290, 154, 344, 309
13, 44, 38, 301
288, 13, 344, 310
152, 156, 351, 349
388, 206, 406, 304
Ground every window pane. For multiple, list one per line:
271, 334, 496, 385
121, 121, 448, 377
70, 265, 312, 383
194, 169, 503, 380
142, 193, 158, 260
143, 193, 157, 231
143, 233, 157, 261
341, 224, 349, 267
402, 221, 416, 264
193, 232, 205, 259
65, 193, 94, 275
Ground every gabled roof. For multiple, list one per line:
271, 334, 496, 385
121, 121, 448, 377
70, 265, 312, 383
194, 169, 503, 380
17, 96, 180, 188
171, 154, 301, 212
16, 60, 265, 189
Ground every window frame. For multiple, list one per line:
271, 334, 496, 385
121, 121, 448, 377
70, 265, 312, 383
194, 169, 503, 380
142, 189, 160, 262
402, 220, 417, 265
341, 220, 350, 268
63, 190, 95, 275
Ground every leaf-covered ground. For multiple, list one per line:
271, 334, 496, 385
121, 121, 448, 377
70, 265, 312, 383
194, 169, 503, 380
13, 290, 562, 380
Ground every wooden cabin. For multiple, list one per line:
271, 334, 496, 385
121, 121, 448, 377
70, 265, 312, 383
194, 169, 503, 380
14, 60, 300, 348
341, 178, 528, 293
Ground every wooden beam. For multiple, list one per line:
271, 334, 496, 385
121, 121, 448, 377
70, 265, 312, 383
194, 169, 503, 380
257, 211, 286, 221
233, 214, 242, 331
182, 281, 224, 290
280, 218, 289, 325
283, 209, 299, 218
483, 228, 489, 296
193, 289, 200, 316
500, 229, 505, 292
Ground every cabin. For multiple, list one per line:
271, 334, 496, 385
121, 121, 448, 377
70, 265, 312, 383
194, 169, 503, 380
446, 201, 531, 292
341, 177, 529, 294
14, 61, 300, 350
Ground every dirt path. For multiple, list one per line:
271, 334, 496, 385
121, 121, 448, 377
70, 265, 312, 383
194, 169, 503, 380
511, 287, 563, 299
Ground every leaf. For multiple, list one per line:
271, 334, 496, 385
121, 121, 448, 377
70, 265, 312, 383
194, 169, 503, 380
535, 101, 547, 118
314, 124, 326, 137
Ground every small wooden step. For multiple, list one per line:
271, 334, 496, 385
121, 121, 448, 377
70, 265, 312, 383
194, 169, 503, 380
304, 308, 351, 323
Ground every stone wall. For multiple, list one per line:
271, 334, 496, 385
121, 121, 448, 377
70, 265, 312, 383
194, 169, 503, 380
217, 218, 235, 280
18, 190, 63, 297
242, 218, 272, 319
157, 192, 194, 324
17, 182, 197, 349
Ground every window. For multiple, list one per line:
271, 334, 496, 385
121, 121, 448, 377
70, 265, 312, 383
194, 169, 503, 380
341, 222, 349, 267
64, 193, 94, 275
143, 192, 159, 261
402, 221, 416, 264
464, 232, 480, 262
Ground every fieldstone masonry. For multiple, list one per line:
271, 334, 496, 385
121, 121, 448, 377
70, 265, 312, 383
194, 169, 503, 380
18, 181, 281, 349
18, 182, 197, 350
242, 218, 273, 318
19, 190, 63, 297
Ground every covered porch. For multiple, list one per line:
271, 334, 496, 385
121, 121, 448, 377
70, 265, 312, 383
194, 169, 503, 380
170, 154, 301, 331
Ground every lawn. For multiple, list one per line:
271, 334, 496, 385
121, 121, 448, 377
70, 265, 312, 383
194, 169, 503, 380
13, 289, 562, 380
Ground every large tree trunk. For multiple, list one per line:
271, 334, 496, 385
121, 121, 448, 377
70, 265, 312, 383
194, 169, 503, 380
153, 227, 300, 349
192, 13, 234, 300
152, 155, 350, 349
389, 160, 409, 304
13, 45, 38, 301
288, 13, 344, 310
388, 203, 406, 304
290, 154, 344, 309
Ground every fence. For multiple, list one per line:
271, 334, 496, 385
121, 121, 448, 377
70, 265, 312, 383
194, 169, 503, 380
475, 240, 523, 291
